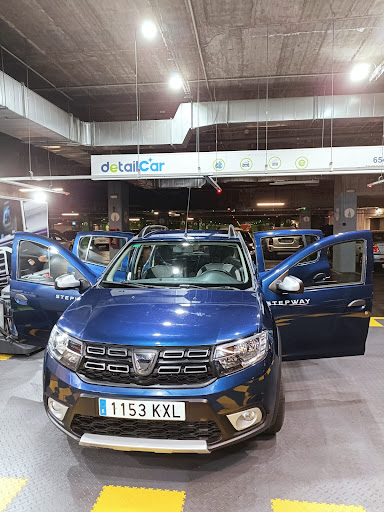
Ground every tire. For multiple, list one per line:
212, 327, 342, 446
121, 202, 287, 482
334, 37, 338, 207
264, 378, 285, 435
374, 263, 383, 273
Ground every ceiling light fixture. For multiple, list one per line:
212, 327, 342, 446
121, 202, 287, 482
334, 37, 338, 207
350, 62, 371, 82
169, 72, 183, 90
62, 213, 79, 216
257, 202, 285, 206
141, 20, 157, 40
33, 191, 47, 203
129, 218, 140, 222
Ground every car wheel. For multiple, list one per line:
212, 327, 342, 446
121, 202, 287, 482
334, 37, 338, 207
263, 378, 285, 435
374, 263, 383, 273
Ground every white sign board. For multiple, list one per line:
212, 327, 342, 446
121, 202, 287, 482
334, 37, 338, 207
91, 146, 384, 180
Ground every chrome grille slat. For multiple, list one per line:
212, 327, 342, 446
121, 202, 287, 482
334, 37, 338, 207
87, 346, 105, 356
157, 366, 181, 374
84, 361, 105, 370
107, 347, 128, 357
162, 350, 185, 359
107, 364, 129, 373
184, 365, 207, 374
187, 349, 209, 358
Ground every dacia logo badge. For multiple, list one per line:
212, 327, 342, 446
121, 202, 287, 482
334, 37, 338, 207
132, 350, 158, 376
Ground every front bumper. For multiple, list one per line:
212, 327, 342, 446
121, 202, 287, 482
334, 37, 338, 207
43, 350, 280, 453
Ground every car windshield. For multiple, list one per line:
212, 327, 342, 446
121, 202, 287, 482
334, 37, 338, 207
102, 240, 252, 289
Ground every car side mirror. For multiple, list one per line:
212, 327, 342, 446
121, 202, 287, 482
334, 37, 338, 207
277, 275, 304, 294
55, 273, 81, 290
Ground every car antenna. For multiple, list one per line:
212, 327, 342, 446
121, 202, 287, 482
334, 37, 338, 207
184, 186, 192, 236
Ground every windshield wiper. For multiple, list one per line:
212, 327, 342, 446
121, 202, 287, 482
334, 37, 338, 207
101, 281, 161, 288
177, 284, 207, 289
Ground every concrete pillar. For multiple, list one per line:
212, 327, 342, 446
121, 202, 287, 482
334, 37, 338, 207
108, 182, 130, 231
299, 209, 311, 228
333, 176, 357, 234
333, 176, 357, 273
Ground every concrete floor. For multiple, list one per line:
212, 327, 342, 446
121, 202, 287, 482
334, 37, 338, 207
0, 322, 383, 511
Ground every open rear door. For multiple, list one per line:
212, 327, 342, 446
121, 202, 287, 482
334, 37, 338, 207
261, 231, 373, 360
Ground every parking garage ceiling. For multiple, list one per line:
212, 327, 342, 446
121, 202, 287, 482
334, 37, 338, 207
0, 0, 384, 168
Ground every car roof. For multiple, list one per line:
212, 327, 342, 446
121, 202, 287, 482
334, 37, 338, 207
76, 231, 134, 238
134, 229, 241, 243
254, 229, 324, 238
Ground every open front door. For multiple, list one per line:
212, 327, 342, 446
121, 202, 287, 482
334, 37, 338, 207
261, 231, 373, 360
10, 233, 97, 347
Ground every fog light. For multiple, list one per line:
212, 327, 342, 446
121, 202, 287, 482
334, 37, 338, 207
48, 398, 68, 421
227, 407, 262, 431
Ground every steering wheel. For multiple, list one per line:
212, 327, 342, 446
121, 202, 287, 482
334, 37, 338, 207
202, 269, 232, 276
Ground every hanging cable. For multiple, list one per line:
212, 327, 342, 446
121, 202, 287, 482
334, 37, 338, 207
26, 66, 33, 179
185, 186, 192, 235
257, 81, 259, 151
135, 32, 140, 171
330, 17, 335, 168
265, 23, 269, 169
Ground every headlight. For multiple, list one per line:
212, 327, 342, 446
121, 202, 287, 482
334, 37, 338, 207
47, 325, 83, 371
213, 330, 269, 376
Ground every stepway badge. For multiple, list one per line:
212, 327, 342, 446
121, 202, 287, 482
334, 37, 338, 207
267, 299, 311, 306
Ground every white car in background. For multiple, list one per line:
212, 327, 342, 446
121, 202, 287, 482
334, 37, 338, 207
372, 231, 384, 271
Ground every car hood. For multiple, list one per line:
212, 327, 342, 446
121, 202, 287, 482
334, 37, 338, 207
58, 287, 263, 347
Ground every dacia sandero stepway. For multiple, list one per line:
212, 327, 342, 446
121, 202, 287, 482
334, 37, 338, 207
7, 226, 373, 453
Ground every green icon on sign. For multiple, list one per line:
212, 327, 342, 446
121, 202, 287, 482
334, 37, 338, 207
268, 157, 281, 170
295, 156, 309, 169
213, 159, 225, 171
240, 158, 253, 171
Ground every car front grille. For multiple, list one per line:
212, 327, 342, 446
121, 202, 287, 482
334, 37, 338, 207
71, 415, 222, 444
77, 343, 216, 387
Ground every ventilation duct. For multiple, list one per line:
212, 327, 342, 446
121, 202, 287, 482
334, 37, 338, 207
1, 69, 384, 158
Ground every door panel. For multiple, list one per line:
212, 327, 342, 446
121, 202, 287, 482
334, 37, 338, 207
261, 231, 373, 360
10, 233, 96, 346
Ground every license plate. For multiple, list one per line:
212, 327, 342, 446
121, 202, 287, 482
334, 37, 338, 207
99, 398, 186, 421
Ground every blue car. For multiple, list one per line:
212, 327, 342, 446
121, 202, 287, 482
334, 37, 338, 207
7, 226, 373, 453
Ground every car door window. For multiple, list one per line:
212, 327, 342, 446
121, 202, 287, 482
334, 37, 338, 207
261, 235, 319, 270
86, 236, 126, 267
78, 236, 91, 260
289, 239, 365, 288
17, 240, 83, 285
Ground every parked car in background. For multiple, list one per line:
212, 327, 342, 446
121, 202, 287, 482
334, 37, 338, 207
50, 230, 74, 251
219, 226, 255, 257
372, 231, 384, 271
72, 231, 134, 277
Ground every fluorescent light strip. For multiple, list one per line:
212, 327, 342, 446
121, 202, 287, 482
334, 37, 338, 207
257, 202, 285, 206
62, 213, 79, 216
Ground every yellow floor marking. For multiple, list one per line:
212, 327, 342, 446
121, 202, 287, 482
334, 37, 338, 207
271, 499, 366, 512
0, 477, 28, 512
91, 486, 185, 512
370, 317, 384, 327
0, 355, 11, 361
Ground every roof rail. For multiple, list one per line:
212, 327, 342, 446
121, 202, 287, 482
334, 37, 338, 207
228, 224, 236, 238
138, 225, 168, 238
